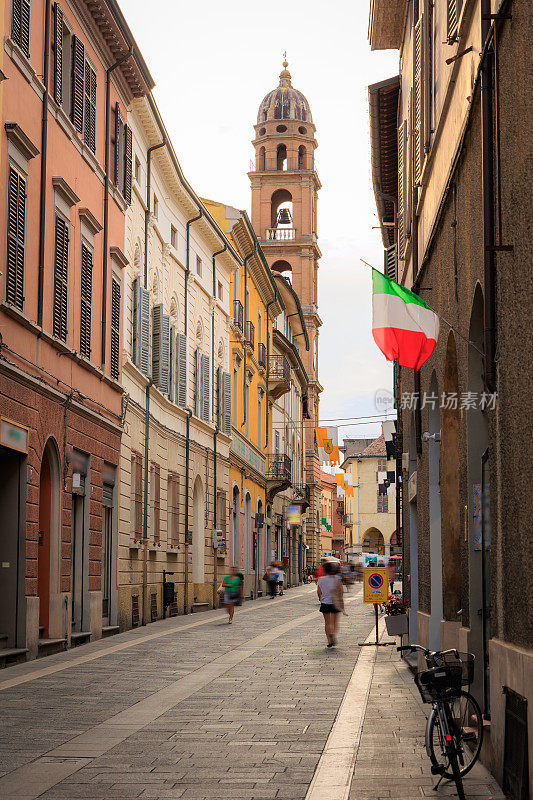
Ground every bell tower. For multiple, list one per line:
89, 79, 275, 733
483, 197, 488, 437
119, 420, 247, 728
249, 60, 322, 564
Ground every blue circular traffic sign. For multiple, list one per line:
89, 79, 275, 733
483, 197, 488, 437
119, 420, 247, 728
369, 573, 384, 589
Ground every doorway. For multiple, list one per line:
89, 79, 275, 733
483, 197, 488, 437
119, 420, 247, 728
0, 446, 26, 647
71, 492, 85, 632
192, 476, 205, 585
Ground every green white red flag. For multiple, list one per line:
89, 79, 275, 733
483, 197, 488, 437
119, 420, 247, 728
372, 268, 439, 370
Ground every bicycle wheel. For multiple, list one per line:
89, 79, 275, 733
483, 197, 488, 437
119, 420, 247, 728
426, 691, 483, 778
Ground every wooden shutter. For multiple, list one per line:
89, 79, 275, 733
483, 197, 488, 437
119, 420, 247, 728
169, 325, 175, 402
414, 15, 424, 185
219, 491, 227, 538
201, 353, 210, 422
124, 124, 132, 204
12, 0, 31, 57
114, 102, 124, 188
80, 242, 93, 358
53, 3, 63, 105
194, 348, 201, 417
447, 0, 459, 42
423, 0, 432, 153
168, 473, 179, 546
110, 277, 121, 380
152, 304, 170, 394
133, 278, 150, 375
397, 122, 405, 255
384, 244, 397, 281
84, 60, 97, 153
53, 215, 69, 341
132, 452, 143, 537
71, 35, 85, 132
6, 166, 26, 310
222, 371, 231, 436
217, 366, 223, 428
177, 333, 187, 407
153, 463, 161, 543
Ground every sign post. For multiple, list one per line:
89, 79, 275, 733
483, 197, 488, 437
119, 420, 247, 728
359, 566, 394, 647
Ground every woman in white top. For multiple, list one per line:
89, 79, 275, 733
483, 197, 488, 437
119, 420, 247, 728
277, 568, 285, 596
317, 561, 344, 647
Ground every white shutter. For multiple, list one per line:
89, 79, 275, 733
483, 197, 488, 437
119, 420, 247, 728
217, 367, 223, 429
201, 354, 210, 422
133, 278, 150, 376
397, 122, 405, 254
222, 371, 231, 436
177, 333, 187, 407
414, 16, 424, 185
447, 0, 461, 42
169, 325, 175, 401
406, 92, 412, 239
152, 304, 170, 394
194, 348, 201, 417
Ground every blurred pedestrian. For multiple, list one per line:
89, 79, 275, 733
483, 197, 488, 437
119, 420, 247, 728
388, 560, 396, 594
317, 561, 344, 647
266, 562, 278, 598
277, 565, 286, 596
222, 566, 243, 623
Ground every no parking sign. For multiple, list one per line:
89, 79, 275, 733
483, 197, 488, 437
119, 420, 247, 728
363, 566, 389, 603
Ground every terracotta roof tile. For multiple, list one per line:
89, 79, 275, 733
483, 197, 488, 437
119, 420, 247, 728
358, 434, 387, 458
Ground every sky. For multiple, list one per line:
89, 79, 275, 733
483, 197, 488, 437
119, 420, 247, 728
121, 0, 399, 442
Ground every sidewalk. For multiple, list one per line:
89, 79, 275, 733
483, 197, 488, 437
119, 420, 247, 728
348, 637, 504, 800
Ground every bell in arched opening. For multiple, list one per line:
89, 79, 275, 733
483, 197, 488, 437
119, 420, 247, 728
276, 207, 292, 226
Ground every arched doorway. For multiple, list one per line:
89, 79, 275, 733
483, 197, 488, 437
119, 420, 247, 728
362, 528, 385, 554
428, 372, 443, 651
38, 439, 61, 638
442, 333, 461, 619
192, 476, 205, 585
256, 498, 263, 595
467, 284, 490, 712
232, 485, 240, 568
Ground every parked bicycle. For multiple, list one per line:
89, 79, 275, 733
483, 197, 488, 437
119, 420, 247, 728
399, 643, 484, 800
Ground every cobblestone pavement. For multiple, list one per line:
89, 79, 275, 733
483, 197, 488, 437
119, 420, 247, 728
0, 586, 504, 800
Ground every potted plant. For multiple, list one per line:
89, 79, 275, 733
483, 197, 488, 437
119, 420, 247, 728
383, 595, 409, 636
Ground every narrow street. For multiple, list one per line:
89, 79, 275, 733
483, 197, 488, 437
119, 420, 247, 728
0, 586, 502, 800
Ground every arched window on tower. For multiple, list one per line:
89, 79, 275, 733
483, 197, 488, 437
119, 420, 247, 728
270, 189, 293, 239
271, 260, 292, 281
276, 144, 287, 171
257, 146, 265, 172
298, 145, 307, 170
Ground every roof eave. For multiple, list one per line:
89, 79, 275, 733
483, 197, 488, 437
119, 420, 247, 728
368, 0, 408, 51
368, 75, 400, 249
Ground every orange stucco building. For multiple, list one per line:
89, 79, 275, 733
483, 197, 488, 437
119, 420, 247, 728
0, 0, 152, 661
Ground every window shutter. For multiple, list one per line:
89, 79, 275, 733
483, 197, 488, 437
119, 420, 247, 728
80, 242, 93, 358
201, 353, 210, 422
53, 215, 69, 341
71, 35, 85, 133
397, 123, 405, 255
133, 452, 143, 537
177, 333, 187, 407
153, 463, 161, 543
12, 0, 31, 57
84, 60, 97, 153
152, 304, 170, 394
220, 491, 227, 538
406, 94, 412, 239
124, 124, 132, 204
447, 0, 460, 42
194, 348, 201, 417
6, 166, 26, 310
168, 473, 179, 546
217, 366, 223, 429
133, 278, 150, 375
110, 277, 121, 380
423, 0, 432, 153
53, 3, 63, 105
414, 15, 424, 185
169, 324, 175, 402
384, 244, 397, 281
114, 102, 124, 188
222, 371, 231, 436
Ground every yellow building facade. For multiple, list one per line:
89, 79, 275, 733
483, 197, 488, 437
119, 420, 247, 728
203, 202, 282, 597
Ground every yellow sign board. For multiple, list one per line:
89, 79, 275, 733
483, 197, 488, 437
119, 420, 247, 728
363, 566, 389, 603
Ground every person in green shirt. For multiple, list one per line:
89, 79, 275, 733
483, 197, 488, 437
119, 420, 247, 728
222, 566, 243, 623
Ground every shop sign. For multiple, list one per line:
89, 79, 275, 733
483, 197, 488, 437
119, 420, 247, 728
0, 417, 29, 453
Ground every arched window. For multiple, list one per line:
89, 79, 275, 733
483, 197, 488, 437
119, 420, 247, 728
271, 260, 292, 280
257, 146, 265, 171
276, 144, 287, 171
298, 145, 307, 170
270, 189, 293, 229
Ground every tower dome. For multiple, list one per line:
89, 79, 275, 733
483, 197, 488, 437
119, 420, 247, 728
257, 61, 313, 124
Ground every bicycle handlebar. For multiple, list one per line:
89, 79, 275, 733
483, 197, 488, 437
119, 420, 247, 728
397, 644, 429, 654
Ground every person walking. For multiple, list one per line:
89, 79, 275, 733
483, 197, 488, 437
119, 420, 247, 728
317, 561, 344, 647
388, 559, 396, 595
277, 565, 286, 596
222, 566, 242, 623
266, 562, 278, 598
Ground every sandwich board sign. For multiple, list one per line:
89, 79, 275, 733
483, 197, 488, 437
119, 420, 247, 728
363, 566, 389, 604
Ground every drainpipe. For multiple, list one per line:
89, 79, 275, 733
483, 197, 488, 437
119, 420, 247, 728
264, 294, 278, 450
141, 377, 153, 626
411, 0, 422, 455
481, 0, 496, 393
102, 46, 133, 367
184, 408, 193, 614
241, 243, 258, 430
212, 244, 227, 418
212, 424, 219, 608
37, 0, 51, 328
144, 137, 167, 289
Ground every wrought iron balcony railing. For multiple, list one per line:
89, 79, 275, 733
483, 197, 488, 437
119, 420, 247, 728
258, 342, 266, 368
233, 300, 243, 332
293, 484, 310, 502
267, 454, 292, 482
268, 355, 290, 382
244, 320, 255, 350
343, 514, 355, 526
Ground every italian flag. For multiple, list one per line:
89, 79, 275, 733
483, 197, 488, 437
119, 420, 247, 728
372, 268, 439, 370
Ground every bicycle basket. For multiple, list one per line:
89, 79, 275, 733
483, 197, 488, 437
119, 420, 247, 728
415, 652, 475, 703
435, 651, 475, 686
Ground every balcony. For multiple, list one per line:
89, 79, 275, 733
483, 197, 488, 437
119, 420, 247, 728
233, 300, 243, 332
268, 355, 290, 400
258, 342, 266, 369
265, 227, 296, 241
292, 484, 311, 510
266, 454, 292, 502
244, 320, 255, 351
343, 514, 355, 527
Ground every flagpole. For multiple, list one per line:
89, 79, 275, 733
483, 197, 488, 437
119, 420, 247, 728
361, 258, 485, 357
